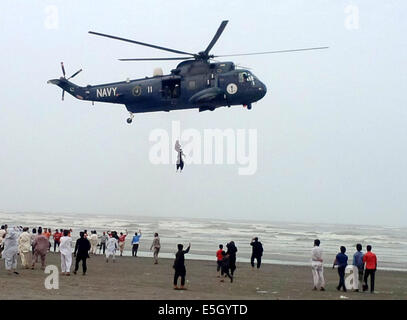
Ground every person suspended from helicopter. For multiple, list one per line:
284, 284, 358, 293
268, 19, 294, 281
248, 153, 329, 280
175, 140, 186, 172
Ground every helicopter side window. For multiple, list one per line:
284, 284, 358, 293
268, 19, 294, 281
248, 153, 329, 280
161, 78, 181, 99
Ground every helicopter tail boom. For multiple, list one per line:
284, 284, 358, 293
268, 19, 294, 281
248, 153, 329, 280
47, 78, 82, 91
47, 78, 84, 100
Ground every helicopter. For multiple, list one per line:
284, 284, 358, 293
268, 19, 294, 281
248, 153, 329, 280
48, 20, 328, 124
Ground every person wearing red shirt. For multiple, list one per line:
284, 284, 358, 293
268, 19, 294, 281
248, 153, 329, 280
362, 245, 377, 293
216, 244, 225, 277
52, 229, 62, 252
118, 230, 128, 256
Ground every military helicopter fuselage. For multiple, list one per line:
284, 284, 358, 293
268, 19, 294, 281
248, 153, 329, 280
49, 59, 267, 123
48, 20, 327, 123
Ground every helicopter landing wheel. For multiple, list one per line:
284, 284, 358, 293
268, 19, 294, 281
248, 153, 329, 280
127, 112, 134, 124
247, 103, 252, 110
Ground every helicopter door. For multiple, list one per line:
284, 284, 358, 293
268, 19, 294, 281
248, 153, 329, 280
208, 73, 216, 88
161, 78, 181, 100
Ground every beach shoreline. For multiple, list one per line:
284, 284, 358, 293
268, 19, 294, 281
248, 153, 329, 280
101, 249, 407, 273
0, 253, 406, 300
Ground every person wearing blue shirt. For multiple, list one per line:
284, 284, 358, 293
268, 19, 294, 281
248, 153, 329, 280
131, 230, 142, 257
333, 246, 348, 292
352, 243, 364, 292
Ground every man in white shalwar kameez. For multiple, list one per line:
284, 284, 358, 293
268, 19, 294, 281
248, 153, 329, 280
311, 239, 325, 291
0, 225, 7, 258
89, 231, 99, 255
59, 230, 72, 275
3, 227, 21, 274
18, 227, 32, 269
105, 234, 118, 263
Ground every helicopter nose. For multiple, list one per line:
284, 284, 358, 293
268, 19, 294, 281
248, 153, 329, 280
257, 81, 267, 99
261, 82, 267, 95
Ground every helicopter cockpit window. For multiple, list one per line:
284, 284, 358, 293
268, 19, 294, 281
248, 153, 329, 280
239, 72, 256, 86
248, 74, 255, 86
238, 72, 248, 83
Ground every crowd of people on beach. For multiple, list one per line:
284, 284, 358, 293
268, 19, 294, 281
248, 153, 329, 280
0, 225, 143, 276
0, 224, 262, 287
0, 223, 378, 294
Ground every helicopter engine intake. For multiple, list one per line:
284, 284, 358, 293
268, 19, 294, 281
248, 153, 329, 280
153, 68, 163, 77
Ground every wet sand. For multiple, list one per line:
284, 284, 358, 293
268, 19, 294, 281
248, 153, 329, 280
0, 252, 406, 300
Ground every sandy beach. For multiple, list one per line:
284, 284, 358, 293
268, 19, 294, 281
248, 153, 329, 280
0, 252, 406, 300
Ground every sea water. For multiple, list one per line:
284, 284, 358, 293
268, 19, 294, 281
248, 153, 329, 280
1, 212, 406, 271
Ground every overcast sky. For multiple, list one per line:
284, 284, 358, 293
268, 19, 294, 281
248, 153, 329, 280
0, 0, 406, 226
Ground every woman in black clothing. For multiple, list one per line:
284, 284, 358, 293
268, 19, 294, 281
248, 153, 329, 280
226, 241, 238, 276
220, 251, 233, 282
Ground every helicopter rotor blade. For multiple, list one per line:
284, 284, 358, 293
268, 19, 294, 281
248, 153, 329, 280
119, 57, 193, 61
89, 31, 196, 57
213, 46, 329, 58
61, 62, 66, 78
67, 69, 83, 80
204, 20, 228, 56
236, 64, 252, 70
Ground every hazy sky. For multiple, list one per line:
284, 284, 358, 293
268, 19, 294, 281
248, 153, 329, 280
0, 0, 406, 226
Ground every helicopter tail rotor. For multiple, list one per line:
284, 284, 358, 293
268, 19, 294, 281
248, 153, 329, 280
67, 68, 83, 80
61, 62, 66, 77
61, 62, 66, 100
58, 62, 83, 101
